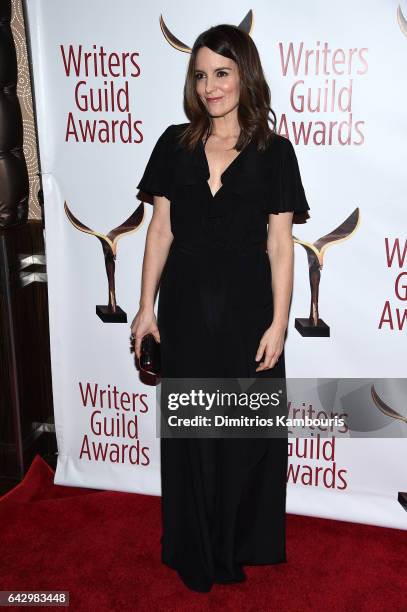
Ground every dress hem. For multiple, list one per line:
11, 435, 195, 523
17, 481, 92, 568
162, 554, 288, 592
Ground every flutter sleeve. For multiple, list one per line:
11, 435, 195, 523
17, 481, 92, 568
137, 125, 174, 203
264, 137, 310, 219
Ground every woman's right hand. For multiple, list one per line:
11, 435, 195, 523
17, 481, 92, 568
130, 307, 160, 360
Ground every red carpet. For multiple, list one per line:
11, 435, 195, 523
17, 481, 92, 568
0, 454, 406, 611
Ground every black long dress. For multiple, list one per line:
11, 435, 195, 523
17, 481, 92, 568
137, 123, 310, 592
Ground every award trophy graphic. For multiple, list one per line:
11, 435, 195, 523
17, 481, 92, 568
397, 4, 407, 37
371, 381, 407, 513
160, 10, 253, 51
64, 202, 144, 322
293, 207, 360, 337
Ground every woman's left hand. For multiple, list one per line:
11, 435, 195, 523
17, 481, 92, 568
255, 321, 287, 372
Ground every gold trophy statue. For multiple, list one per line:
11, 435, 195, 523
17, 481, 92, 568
293, 208, 360, 337
64, 201, 144, 322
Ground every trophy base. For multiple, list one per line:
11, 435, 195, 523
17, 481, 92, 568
96, 305, 127, 323
295, 317, 330, 337
398, 491, 407, 512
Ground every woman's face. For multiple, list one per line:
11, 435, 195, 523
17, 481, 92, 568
194, 46, 240, 118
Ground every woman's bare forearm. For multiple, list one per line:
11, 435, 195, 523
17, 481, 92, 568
139, 224, 173, 311
267, 236, 294, 330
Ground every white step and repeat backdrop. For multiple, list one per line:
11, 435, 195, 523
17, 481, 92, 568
24, 0, 407, 529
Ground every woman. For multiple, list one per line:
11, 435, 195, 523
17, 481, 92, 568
131, 24, 310, 592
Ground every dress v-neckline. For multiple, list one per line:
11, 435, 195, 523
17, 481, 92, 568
199, 138, 247, 199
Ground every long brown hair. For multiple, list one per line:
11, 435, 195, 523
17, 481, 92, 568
179, 24, 277, 152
